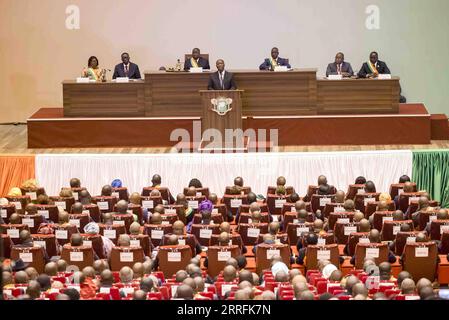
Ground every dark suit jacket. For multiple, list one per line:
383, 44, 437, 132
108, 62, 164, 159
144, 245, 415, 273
259, 57, 291, 70
357, 60, 391, 78
112, 62, 141, 79
326, 62, 354, 77
184, 57, 210, 71
207, 71, 237, 90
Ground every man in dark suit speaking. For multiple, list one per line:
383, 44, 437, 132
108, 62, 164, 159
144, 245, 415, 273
358, 51, 391, 78
207, 59, 237, 90
259, 47, 291, 70
112, 52, 141, 79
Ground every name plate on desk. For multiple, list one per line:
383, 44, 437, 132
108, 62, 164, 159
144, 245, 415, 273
76, 77, 90, 83
274, 66, 288, 72
328, 75, 342, 80
377, 74, 392, 80
116, 77, 129, 83
189, 67, 203, 73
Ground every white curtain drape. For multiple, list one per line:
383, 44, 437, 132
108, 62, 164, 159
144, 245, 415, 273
35, 151, 413, 198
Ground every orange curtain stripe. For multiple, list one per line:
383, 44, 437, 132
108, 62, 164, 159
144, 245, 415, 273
0, 155, 36, 197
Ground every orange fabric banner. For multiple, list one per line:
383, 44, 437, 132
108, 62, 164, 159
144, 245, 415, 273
0, 155, 35, 197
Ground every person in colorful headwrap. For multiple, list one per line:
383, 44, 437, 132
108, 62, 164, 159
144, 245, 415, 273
184, 48, 210, 71
82, 56, 106, 81
186, 199, 214, 233
84, 222, 115, 259
357, 51, 391, 78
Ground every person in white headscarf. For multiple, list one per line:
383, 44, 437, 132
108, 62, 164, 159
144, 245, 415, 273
322, 263, 338, 279
84, 222, 115, 259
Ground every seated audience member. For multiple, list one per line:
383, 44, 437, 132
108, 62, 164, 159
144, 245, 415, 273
364, 181, 377, 193
326, 52, 354, 77
350, 229, 396, 265
355, 176, 367, 185
259, 47, 291, 71
399, 175, 411, 183
112, 52, 141, 79
188, 178, 203, 189
84, 222, 114, 259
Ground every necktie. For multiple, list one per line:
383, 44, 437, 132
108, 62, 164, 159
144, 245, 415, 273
124, 65, 129, 77
219, 72, 224, 89
337, 64, 341, 74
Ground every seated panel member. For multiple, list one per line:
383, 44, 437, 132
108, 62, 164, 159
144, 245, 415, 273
207, 59, 237, 90
326, 52, 354, 77
184, 48, 210, 71
259, 47, 291, 71
358, 51, 391, 78
82, 56, 105, 81
112, 52, 141, 79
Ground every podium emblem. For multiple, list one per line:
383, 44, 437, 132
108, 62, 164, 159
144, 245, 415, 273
211, 97, 233, 116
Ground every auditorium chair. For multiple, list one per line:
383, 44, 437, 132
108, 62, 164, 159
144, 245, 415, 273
257, 232, 289, 245
157, 245, 192, 278
266, 194, 288, 215
129, 233, 152, 257
237, 223, 269, 246
141, 187, 172, 204
430, 220, 449, 240
418, 210, 439, 231
18, 213, 44, 234
186, 195, 207, 215
163, 204, 185, 224
1, 234, 12, 258
5, 195, 31, 214
70, 187, 88, 201
394, 231, 422, 255
240, 203, 269, 214
354, 243, 389, 269
402, 242, 438, 281
207, 245, 241, 277
334, 221, 358, 244
0, 223, 29, 244
328, 211, 355, 230
237, 212, 269, 224
408, 200, 439, 216
266, 186, 294, 196
282, 212, 314, 230
145, 223, 173, 247
31, 233, 58, 258
68, 213, 90, 231
141, 195, 163, 213
439, 232, 449, 254
398, 192, 423, 213
110, 246, 145, 271
389, 183, 417, 199
163, 233, 197, 256
346, 232, 370, 256
49, 196, 75, 213
255, 242, 291, 274
354, 193, 380, 213
346, 184, 365, 200
190, 224, 220, 247
61, 244, 95, 270
192, 213, 223, 225
305, 244, 340, 270
322, 203, 346, 219
99, 224, 126, 245
365, 201, 396, 219
11, 246, 45, 273
212, 203, 228, 221
381, 220, 414, 241
82, 204, 101, 223
286, 222, 313, 246
372, 211, 395, 232
35, 204, 59, 223
311, 194, 335, 213
91, 196, 117, 213
112, 187, 129, 201
20, 187, 46, 202
81, 233, 106, 259
159, 213, 178, 225
184, 53, 209, 62
183, 187, 210, 198
0, 204, 16, 224
111, 213, 134, 232
222, 194, 247, 216
125, 204, 144, 225
224, 186, 251, 195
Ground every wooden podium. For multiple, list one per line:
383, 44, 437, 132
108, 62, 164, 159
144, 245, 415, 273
199, 90, 245, 152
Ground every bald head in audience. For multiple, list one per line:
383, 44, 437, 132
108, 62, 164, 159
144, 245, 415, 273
401, 278, 416, 294
101, 185, 112, 197
129, 222, 141, 235
239, 269, 254, 284
119, 266, 133, 284
118, 234, 131, 247
353, 211, 364, 223
167, 234, 179, 245
343, 200, 355, 212
172, 221, 185, 235
176, 284, 194, 300
44, 262, 58, 276
15, 271, 29, 284
335, 190, 345, 203
368, 229, 381, 243
226, 257, 238, 269
175, 270, 188, 283
208, 193, 218, 204
151, 212, 162, 225
116, 200, 129, 214
218, 232, 230, 246
129, 192, 141, 205
26, 280, 41, 299
25, 267, 39, 281
359, 219, 370, 232
70, 233, 83, 247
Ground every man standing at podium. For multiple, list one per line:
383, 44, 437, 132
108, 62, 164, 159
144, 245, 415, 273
112, 52, 141, 79
184, 48, 210, 71
259, 47, 291, 70
207, 59, 237, 90
357, 51, 391, 78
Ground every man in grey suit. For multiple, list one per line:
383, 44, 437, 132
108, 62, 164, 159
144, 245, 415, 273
326, 52, 354, 77
207, 59, 237, 90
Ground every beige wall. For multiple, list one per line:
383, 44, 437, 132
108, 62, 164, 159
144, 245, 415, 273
1, 0, 448, 122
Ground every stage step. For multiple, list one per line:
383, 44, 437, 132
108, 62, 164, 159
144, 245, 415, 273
430, 114, 449, 140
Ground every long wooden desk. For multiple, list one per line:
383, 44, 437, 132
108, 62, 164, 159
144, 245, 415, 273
62, 70, 400, 117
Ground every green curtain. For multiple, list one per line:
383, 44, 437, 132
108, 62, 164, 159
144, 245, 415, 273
412, 150, 449, 208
